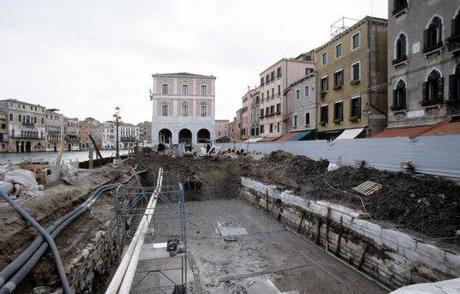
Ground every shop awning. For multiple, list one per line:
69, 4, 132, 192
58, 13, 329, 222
244, 137, 264, 143
334, 128, 364, 140
259, 136, 281, 142
373, 125, 433, 138
289, 130, 313, 141
275, 132, 296, 142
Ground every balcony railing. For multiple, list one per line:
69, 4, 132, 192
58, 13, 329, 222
421, 98, 444, 107
392, 55, 408, 66
447, 33, 460, 52
423, 41, 443, 54
22, 122, 35, 127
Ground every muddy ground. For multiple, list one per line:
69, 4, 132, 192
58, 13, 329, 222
131, 148, 460, 239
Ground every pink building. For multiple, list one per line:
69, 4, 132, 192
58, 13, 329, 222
258, 54, 315, 139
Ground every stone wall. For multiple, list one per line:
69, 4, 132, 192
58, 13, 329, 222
241, 177, 460, 289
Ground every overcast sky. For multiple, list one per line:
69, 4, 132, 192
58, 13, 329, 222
0, 0, 387, 124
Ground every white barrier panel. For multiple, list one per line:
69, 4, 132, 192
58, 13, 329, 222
218, 135, 460, 178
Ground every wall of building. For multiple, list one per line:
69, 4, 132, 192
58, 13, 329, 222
387, 0, 460, 128
241, 177, 459, 289
285, 74, 317, 133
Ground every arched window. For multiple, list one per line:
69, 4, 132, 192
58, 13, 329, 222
422, 70, 444, 106
423, 17, 443, 53
200, 103, 208, 117
392, 80, 407, 111
393, 34, 408, 64
393, 0, 408, 16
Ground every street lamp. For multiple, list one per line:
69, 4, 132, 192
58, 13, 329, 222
113, 106, 121, 159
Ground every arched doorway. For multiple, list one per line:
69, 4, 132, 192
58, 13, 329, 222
178, 129, 192, 145
16, 142, 20, 153
68, 144, 72, 151
158, 129, 172, 144
197, 129, 210, 143
20, 141, 25, 153
25, 141, 31, 153
53, 144, 57, 152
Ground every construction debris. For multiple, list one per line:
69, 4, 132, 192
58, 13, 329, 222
2, 169, 43, 197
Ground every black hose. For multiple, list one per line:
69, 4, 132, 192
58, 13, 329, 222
0, 184, 116, 293
0, 184, 115, 288
0, 191, 72, 293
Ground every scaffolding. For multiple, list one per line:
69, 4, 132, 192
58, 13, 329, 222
330, 17, 360, 38
107, 168, 188, 293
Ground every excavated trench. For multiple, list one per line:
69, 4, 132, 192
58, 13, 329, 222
1, 149, 458, 293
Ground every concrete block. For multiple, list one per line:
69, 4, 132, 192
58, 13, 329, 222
416, 242, 446, 263
308, 202, 328, 216
352, 219, 382, 236
382, 229, 417, 250
403, 248, 450, 274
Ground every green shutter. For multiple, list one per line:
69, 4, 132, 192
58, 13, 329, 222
436, 77, 444, 100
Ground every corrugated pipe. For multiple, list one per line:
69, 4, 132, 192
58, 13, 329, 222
0, 190, 72, 294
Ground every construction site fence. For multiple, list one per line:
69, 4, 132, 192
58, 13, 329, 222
217, 135, 460, 178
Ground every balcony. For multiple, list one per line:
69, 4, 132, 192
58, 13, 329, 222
447, 33, 460, 52
422, 41, 443, 55
392, 55, 408, 66
421, 98, 443, 107
22, 121, 35, 128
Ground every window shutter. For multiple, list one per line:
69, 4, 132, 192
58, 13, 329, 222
402, 88, 406, 108
393, 89, 398, 106
422, 82, 428, 101
436, 77, 444, 100
449, 74, 455, 100
423, 29, 428, 48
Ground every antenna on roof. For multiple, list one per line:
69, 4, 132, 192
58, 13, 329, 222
330, 17, 360, 38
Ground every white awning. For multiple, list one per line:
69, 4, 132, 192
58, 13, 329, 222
244, 137, 264, 143
334, 128, 365, 140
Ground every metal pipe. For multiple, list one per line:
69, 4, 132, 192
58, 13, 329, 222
0, 191, 72, 294
106, 168, 163, 294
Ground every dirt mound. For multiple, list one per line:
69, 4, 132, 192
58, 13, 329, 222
250, 150, 460, 239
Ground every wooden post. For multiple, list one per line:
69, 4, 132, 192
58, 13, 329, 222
325, 207, 331, 251
89, 145, 94, 169
316, 218, 323, 245
335, 216, 343, 257
358, 243, 369, 269
265, 188, 269, 212
297, 212, 306, 233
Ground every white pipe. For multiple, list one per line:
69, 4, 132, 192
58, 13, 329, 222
105, 168, 163, 294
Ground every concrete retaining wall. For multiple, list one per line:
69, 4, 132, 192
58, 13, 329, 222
241, 177, 460, 289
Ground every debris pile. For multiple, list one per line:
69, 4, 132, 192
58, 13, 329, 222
0, 168, 43, 198
250, 150, 460, 239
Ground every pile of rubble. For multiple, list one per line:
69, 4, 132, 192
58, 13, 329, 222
248, 150, 460, 239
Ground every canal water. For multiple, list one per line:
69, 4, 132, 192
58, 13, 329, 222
0, 150, 129, 164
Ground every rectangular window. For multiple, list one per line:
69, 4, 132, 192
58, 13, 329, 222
278, 85, 281, 96
293, 115, 298, 128
266, 75, 269, 84
201, 105, 207, 116
305, 112, 310, 125
334, 69, 344, 89
200, 85, 207, 95
162, 84, 168, 95
161, 104, 168, 116
335, 43, 342, 59
271, 71, 275, 81
260, 78, 264, 86
334, 101, 343, 122
352, 62, 360, 82
182, 105, 188, 116
267, 90, 269, 99
352, 32, 360, 50
321, 76, 329, 93
305, 68, 314, 76
320, 105, 328, 124
271, 88, 274, 98
182, 84, 189, 95
296, 89, 300, 99
260, 125, 264, 134
266, 107, 269, 114
277, 67, 282, 78
261, 92, 264, 101
321, 52, 328, 66
269, 123, 273, 133
260, 109, 264, 117
305, 86, 310, 96
9, 113, 13, 121
276, 103, 281, 113
270, 105, 275, 114
350, 97, 362, 119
